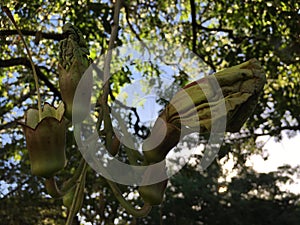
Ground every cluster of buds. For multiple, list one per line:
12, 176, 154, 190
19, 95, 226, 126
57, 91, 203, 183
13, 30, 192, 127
58, 23, 91, 120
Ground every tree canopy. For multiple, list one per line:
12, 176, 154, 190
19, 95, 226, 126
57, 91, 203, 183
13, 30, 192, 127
0, 0, 300, 224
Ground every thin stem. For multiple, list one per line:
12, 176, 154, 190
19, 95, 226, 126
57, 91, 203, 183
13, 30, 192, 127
44, 157, 85, 198
44, 177, 63, 198
100, 0, 124, 152
61, 158, 85, 192
106, 179, 152, 217
65, 161, 88, 225
110, 109, 143, 165
97, 0, 151, 218
123, 145, 143, 166
2, 6, 42, 121
102, 0, 123, 100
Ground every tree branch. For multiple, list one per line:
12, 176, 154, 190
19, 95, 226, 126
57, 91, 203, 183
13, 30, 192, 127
235, 125, 300, 141
196, 24, 234, 36
189, 0, 216, 71
0, 89, 34, 121
0, 29, 64, 41
0, 58, 61, 98
196, 24, 262, 45
190, 0, 197, 54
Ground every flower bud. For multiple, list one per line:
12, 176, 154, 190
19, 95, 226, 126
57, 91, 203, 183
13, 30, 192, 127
142, 59, 266, 165
58, 23, 91, 121
165, 58, 266, 132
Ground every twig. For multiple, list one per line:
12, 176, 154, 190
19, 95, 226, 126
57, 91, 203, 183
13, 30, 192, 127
44, 157, 86, 198
0, 58, 61, 98
124, 4, 150, 52
2, 6, 42, 120
102, 0, 123, 100
0, 29, 64, 40
65, 161, 88, 225
106, 179, 152, 217
100, 0, 123, 153
190, 0, 197, 54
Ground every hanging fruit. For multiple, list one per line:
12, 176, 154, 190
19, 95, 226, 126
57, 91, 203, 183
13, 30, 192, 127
20, 102, 66, 178
138, 180, 168, 205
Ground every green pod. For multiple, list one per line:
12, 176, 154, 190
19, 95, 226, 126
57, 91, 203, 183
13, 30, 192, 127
63, 172, 86, 213
62, 186, 75, 209
58, 61, 92, 122
110, 135, 120, 156
20, 103, 66, 178
143, 114, 181, 163
138, 180, 168, 205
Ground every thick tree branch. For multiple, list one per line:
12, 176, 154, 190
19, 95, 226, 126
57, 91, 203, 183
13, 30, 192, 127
236, 125, 300, 141
0, 120, 18, 131
190, 0, 197, 53
0, 29, 64, 41
0, 58, 61, 98
189, 0, 216, 71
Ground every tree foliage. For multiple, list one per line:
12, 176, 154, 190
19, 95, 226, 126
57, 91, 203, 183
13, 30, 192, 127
0, 0, 299, 224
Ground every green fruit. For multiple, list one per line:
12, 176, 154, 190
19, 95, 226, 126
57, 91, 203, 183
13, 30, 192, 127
58, 61, 92, 122
138, 180, 168, 205
143, 116, 181, 163
165, 58, 266, 133
62, 174, 86, 213
62, 186, 75, 209
110, 135, 120, 156
21, 103, 66, 178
